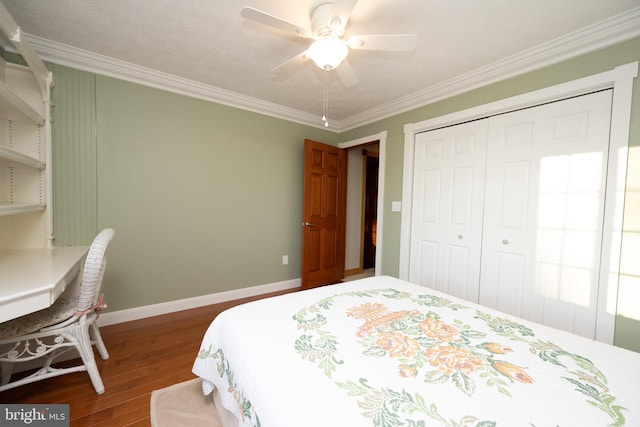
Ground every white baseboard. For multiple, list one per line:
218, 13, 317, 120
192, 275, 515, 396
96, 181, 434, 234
96, 278, 301, 327
8, 279, 300, 375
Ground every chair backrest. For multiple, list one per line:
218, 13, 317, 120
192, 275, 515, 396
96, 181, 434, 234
77, 228, 115, 312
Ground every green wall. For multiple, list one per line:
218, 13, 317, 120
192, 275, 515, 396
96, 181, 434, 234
50, 66, 98, 243
49, 36, 639, 351
50, 68, 338, 309
96, 78, 339, 308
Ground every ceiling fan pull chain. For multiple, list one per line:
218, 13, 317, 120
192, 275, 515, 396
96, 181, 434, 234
322, 70, 326, 121
323, 70, 329, 127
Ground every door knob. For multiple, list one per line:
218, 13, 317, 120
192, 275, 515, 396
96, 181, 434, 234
502, 239, 509, 245
302, 222, 316, 227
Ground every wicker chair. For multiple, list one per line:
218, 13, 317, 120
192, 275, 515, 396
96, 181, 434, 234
0, 228, 115, 394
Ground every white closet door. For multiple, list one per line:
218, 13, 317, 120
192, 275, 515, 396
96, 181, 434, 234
479, 90, 613, 339
409, 120, 488, 301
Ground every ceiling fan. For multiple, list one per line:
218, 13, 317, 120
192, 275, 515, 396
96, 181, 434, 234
241, 1, 417, 87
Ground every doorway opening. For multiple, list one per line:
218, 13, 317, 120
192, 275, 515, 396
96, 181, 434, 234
344, 142, 379, 280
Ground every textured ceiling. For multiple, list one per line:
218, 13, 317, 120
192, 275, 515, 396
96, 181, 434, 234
2, 0, 640, 130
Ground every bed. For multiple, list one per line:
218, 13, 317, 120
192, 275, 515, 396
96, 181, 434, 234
192, 276, 640, 426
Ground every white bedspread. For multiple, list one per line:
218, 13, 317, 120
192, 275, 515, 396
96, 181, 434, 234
192, 276, 640, 426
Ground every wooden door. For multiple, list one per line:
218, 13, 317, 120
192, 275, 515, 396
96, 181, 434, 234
409, 120, 488, 302
301, 139, 347, 289
479, 90, 613, 339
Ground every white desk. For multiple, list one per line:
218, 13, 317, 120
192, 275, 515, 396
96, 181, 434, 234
0, 246, 89, 323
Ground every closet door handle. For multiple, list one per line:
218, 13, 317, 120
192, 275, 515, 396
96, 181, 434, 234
502, 239, 509, 245
302, 222, 316, 227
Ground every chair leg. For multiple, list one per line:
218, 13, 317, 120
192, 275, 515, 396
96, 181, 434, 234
1, 361, 13, 386
84, 359, 105, 394
89, 323, 109, 360
69, 324, 105, 394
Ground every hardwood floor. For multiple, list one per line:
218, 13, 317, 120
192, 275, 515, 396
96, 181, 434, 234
0, 288, 298, 426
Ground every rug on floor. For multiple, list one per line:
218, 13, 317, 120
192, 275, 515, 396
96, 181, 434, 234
150, 378, 222, 427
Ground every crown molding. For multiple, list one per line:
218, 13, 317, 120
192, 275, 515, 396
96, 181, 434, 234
25, 35, 333, 131
21, 6, 640, 133
339, 6, 640, 131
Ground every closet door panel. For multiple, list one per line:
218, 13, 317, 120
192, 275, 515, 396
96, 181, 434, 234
491, 251, 526, 312
420, 169, 441, 223
418, 240, 438, 285
409, 120, 488, 302
479, 90, 613, 339
447, 245, 472, 298
499, 161, 531, 229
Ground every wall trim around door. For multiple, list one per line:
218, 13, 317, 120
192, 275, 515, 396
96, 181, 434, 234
399, 62, 638, 344
339, 131, 387, 277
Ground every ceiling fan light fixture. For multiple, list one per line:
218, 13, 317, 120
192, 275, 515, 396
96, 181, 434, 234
307, 38, 348, 70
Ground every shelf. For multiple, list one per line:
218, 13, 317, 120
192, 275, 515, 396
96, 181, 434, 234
0, 145, 44, 169
0, 202, 45, 216
0, 4, 51, 100
0, 79, 44, 124
0, 2, 52, 250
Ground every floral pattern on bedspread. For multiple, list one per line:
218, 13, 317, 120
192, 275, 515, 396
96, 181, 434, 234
197, 346, 261, 427
293, 288, 627, 426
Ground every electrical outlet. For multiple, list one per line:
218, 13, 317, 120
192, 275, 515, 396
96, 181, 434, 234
282, 255, 288, 265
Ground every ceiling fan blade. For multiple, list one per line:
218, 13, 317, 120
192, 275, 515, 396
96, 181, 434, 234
336, 59, 358, 87
241, 6, 311, 38
347, 34, 417, 51
329, 0, 359, 32
271, 50, 310, 74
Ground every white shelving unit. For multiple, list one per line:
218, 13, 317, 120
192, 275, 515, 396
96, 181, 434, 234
0, 3, 53, 249
0, 5, 92, 327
